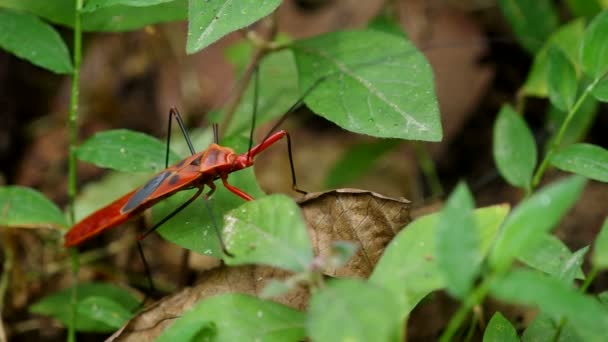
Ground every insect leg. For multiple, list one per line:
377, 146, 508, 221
284, 132, 307, 194
166, 107, 197, 168
136, 241, 156, 298
200, 194, 233, 257
221, 176, 254, 201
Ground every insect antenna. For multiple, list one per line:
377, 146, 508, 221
167, 107, 197, 163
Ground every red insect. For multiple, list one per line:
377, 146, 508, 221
64, 108, 300, 249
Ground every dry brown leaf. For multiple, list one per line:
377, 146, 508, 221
109, 189, 411, 341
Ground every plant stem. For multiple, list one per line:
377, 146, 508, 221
580, 266, 598, 293
440, 278, 491, 342
413, 142, 444, 198
68, 0, 83, 341
531, 77, 600, 188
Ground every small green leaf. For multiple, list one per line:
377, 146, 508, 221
592, 79, 608, 101
483, 312, 519, 342
490, 269, 608, 341
580, 10, 608, 79
0, 186, 67, 229
327, 241, 358, 269
186, 0, 281, 53
367, 14, 407, 37
497, 0, 559, 53
0, 9, 72, 74
523, 312, 584, 342
82, 0, 173, 12
565, 0, 603, 18
550, 143, 608, 182
77, 296, 132, 329
260, 279, 292, 299
77, 129, 181, 173
489, 176, 586, 272
493, 105, 537, 189
30, 283, 139, 332
370, 205, 508, 316
559, 246, 588, 284
546, 96, 598, 149
519, 234, 584, 280
592, 218, 608, 269
157, 294, 305, 342
307, 279, 400, 342
547, 46, 578, 111
223, 194, 313, 272
291, 29, 442, 141
325, 139, 400, 188
436, 183, 479, 298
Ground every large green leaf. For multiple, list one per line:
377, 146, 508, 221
518, 234, 584, 280
580, 10, 608, 79
0, 0, 187, 32
497, 0, 559, 54
436, 183, 479, 299
546, 46, 578, 112
291, 29, 442, 141
523, 311, 583, 342
76, 296, 132, 329
0, 9, 72, 74
370, 205, 508, 316
493, 105, 537, 189
550, 143, 608, 182
222, 194, 313, 272
307, 279, 400, 342
82, 0, 174, 12
186, 0, 281, 53
0, 186, 67, 229
489, 176, 586, 272
483, 312, 519, 342
491, 269, 608, 341
30, 283, 139, 332
157, 294, 305, 342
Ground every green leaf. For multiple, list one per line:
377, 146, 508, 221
291, 29, 442, 141
223, 43, 299, 137
493, 105, 537, 189
489, 176, 586, 273
0, 186, 67, 229
483, 312, 519, 342
550, 143, 608, 182
307, 279, 400, 342
155, 136, 264, 257
325, 139, 400, 188
186, 0, 281, 53
157, 294, 305, 342
547, 46, 578, 111
565, 0, 603, 18
77, 129, 181, 173
523, 312, 584, 342
546, 96, 598, 148
223, 194, 313, 272
523, 19, 585, 97
0, 0, 187, 32
30, 283, 139, 332
370, 205, 508, 316
76, 296, 132, 329
0, 9, 71, 74
367, 14, 407, 37
490, 269, 608, 341
519, 234, 584, 280
82, 0, 174, 12
436, 183, 479, 298
559, 246, 588, 284
580, 10, 608, 79
497, 0, 559, 54
592, 79, 608, 101
592, 217, 608, 269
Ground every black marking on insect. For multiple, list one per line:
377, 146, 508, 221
122, 171, 173, 213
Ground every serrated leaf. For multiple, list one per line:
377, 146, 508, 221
493, 105, 537, 189
0, 9, 72, 74
592, 218, 608, 269
77, 296, 132, 329
550, 143, 608, 182
0, 186, 67, 229
489, 176, 586, 272
483, 312, 518, 342
30, 283, 139, 332
0, 0, 187, 32
580, 10, 608, 79
436, 183, 479, 298
490, 269, 608, 341
523, 19, 585, 97
157, 294, 305, 342
307, 279, 400, 342
186, 0, 281, 53
547, 46, 578, 111
325, 139, 400, 188
77, 129, 180, 173
291, 29, 442, 141
497, 0, 559, 54
592, 79, 608, 101
370, 205, 508, 316
519, 234, 584, 280
82, 0, 173, 12
223, 194, 313, 272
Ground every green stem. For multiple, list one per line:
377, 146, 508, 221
68, 1, 83, 341
580, 266, 598, 293
531, 77, 600, 188
413, 141, 444, 198
440, 278, 491, 342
